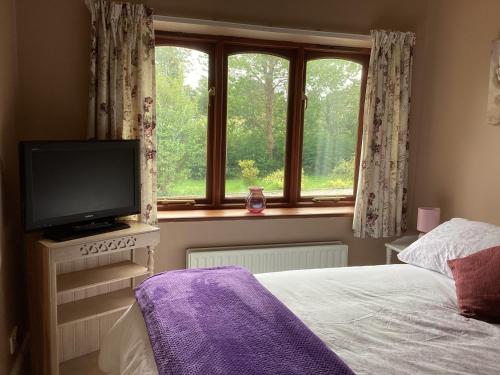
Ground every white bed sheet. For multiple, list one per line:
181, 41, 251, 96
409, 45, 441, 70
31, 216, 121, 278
99, 264, 500, 374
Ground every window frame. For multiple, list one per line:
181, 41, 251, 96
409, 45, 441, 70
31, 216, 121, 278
221, 44, 297, 206
155, 31, 369, 211
296, 50, 369, 207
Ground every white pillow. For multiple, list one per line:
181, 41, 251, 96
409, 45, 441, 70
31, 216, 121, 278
397, 218, 500, 277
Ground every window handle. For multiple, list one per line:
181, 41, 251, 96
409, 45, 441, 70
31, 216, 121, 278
312, 196, 346, 203
158, 199, 196, 206
303, 93, 308, 110
208, 87, 216, 96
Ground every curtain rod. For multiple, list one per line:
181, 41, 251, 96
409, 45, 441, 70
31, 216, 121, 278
153, 15, 372, 48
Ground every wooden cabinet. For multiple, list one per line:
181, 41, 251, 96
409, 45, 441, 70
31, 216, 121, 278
26, 222, 160, 375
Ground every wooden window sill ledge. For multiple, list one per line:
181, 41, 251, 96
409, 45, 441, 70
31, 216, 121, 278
157, 206, 354, 222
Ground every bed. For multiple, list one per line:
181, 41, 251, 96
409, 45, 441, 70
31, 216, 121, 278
98, 263, 500, 375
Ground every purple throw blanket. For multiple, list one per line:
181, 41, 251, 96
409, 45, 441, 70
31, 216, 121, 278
135, 266, 355, 375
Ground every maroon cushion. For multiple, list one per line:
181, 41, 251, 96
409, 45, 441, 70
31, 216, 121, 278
447, 245, 500, 323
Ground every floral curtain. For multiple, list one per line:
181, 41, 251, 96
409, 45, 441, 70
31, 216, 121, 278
85, 0, 157, 225
353, 30, 416, 238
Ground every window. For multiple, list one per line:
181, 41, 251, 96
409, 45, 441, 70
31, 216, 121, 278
301, 57, 363, 198
156, 45, 211, 200
156, 33, 368, 210
225, 52, 290, 198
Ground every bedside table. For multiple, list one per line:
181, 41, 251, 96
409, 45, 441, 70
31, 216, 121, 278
385, 235, 419, 264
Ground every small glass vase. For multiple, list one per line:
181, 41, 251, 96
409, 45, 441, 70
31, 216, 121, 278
246, 187, 266, 213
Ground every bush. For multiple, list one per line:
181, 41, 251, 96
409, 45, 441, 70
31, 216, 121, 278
329, 178, 352, 189
331, 159, 355, 181
329, 159, 355, 190
238, 159, 259, 186
263, 169, 284, 190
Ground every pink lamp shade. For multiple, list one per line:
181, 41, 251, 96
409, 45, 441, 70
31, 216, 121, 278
417, 207, 441, 233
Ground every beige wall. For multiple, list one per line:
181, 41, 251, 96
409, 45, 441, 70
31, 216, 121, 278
158, 217, 391, 271
0, 0, 23, 372
13, 0, 430, 277
16, 0, 90, 141
143, 0, 430, 271
6, 0, 500, 371
413, 0, 500, 226
147, 0, 427, 34
15, 0, 429, 143
6, 1, 426, 371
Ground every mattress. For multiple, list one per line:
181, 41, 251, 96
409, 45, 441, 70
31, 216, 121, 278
99, 264, 500, 374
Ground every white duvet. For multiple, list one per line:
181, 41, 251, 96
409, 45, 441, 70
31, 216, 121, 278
99, 264, 500, 374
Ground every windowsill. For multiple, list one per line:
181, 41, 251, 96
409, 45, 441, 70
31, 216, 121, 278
157, 206, 354, 222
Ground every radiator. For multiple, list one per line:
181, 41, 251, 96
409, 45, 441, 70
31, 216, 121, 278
186, 241, 348, 274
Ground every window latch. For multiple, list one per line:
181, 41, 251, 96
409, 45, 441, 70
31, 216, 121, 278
158, 199, 196, 206
302, 93, 308, 110
312, 196, 346, 203
208, 87, 216, 96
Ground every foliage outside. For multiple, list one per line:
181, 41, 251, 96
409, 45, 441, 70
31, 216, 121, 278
238, 160, 259, 187
156, 46, 362, 199
263, 169, 285, 191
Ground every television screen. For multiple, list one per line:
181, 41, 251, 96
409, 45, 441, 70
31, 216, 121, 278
20, 140, 140, 231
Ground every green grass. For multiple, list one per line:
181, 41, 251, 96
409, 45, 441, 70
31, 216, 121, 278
159, 175, 353, 198
164, 179, 207, 197
301, 175, 333, 190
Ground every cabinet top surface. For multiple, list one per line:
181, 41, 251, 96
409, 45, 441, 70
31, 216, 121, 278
38, 221, 159, 248
385, 235, 419, 251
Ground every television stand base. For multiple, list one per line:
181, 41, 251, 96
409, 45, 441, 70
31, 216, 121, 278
44, 220, 131, 242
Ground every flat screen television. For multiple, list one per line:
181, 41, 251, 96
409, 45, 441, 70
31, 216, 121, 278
20, 140, 141, 241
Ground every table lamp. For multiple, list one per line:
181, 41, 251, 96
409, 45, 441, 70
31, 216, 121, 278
417, 207, 440, 237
